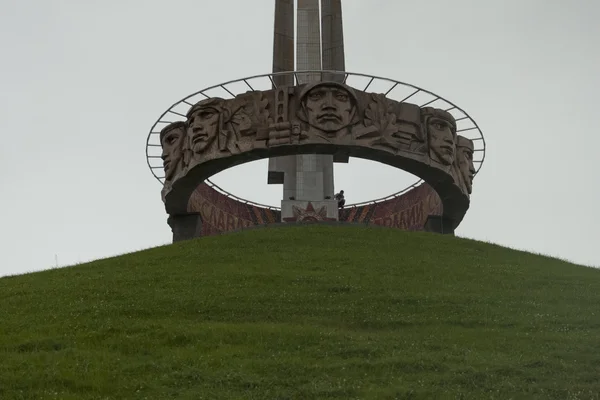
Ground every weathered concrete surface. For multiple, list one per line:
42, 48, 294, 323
159, 81, 474, 232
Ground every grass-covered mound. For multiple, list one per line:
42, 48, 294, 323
1, 225, 599, 399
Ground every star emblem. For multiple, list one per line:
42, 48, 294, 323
283, 202, 337, 222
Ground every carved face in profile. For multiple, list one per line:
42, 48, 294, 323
187, 99, 223, 154
300, 82, 357, 136
160, 121, 187, 181
456, 136, 476, 194
423, 108, 457, 166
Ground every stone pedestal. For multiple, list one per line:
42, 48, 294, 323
423, 215, 455, 235
281, 199, 339, 222
167, 213, 203, 242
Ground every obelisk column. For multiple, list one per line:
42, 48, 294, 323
321, 0, 345, 81
268, 0, 343, 221
295, 0, 334, 203
267, 0, 295, 196
320, 0, 346, 193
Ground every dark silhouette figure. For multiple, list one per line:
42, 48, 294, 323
334, 190, 345, 209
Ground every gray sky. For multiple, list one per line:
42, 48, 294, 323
1, 0, 599, 277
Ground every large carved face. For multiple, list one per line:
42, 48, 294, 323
160, 122, 186, 181
302, 83, 356, 135
423, 108, 457, 165
456, 136, 476, 194
187, 100, 222, 154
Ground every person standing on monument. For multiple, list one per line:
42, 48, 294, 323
334, 190, 345, 209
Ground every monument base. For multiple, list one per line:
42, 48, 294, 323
281, 199, 339, 223
423, 215, 455, 235
167, 213, 203, 242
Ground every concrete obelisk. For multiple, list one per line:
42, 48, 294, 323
268, 0, 346, 220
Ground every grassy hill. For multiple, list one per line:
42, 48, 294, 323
1, 225, 599, 399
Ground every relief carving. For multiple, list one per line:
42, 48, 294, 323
393, 102, 426, 153
160, 121, 188, 182
455, 135, 476, 194
228, 91, 270, 152
267, 87, 294, 147
187, 95, 269, 159
421, 107, 457, 167
186, 98, 226, 156
296, 81, 360, 143
356, 96, 426, 155
355, 93, 397, 151
164, 83, 477, 225
282, 202, 337, 222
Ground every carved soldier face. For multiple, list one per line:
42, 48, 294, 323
424, 110, 456, 165
160, 122, 186, 181
456, 137, 476, 194
188, 104, 220, 154
304, 84, 355, 134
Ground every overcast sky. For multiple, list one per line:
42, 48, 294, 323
1, 0, 599, 277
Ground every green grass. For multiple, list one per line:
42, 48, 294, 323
1, 225, 600, 399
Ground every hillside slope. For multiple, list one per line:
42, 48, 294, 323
1, 225, 599, 399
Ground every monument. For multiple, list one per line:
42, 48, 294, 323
145, 0, 486, 240
268, 0, 343, 222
